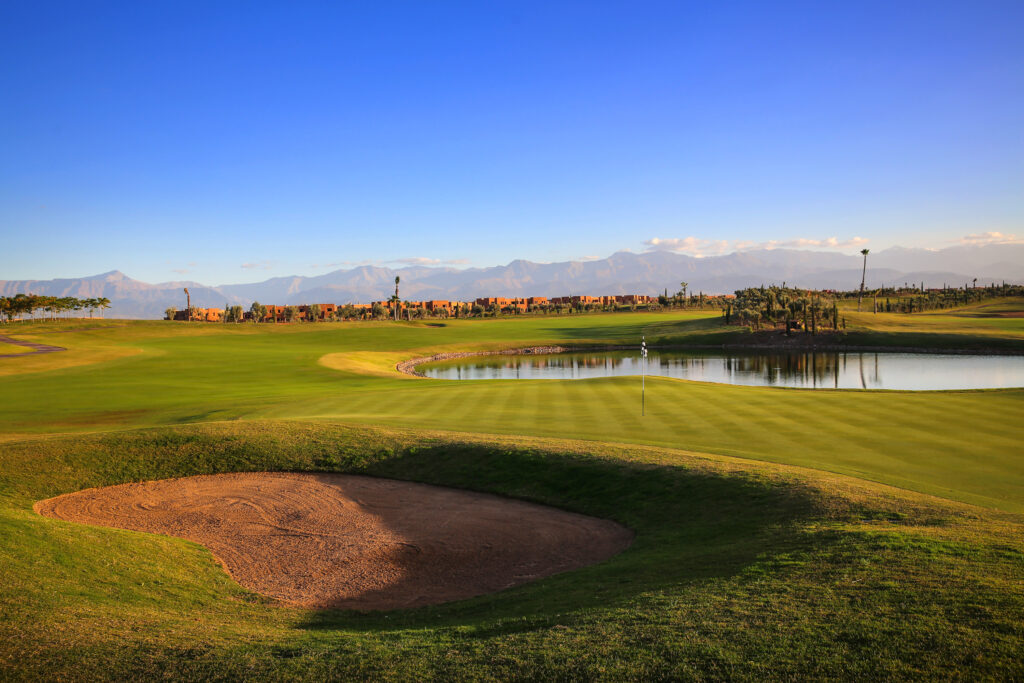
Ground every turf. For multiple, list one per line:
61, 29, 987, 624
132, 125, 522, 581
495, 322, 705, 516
1, 422, 1022, 680
0, 304, 1022, 510
0, 343, 33, 355
1, 300, 1022, 679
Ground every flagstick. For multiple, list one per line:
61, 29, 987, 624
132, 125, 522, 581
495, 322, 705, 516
642, 335, 646, 417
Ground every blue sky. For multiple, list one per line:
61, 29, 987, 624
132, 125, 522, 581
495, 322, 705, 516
2, 1, 1022, 284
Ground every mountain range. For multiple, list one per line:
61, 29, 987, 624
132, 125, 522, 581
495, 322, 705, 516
3, 244, 1022, 319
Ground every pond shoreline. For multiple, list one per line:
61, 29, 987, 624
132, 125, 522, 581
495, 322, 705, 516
397, 341, 1024, 377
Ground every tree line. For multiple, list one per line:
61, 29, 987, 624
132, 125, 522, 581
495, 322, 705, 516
724, 282, 1024, 334
175, 296, 727, 323
0, 294, 111, 322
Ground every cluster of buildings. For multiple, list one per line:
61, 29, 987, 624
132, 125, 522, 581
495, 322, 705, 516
172, 293, 656, 322
382, 294, 654, 315
174, 304, 341, 323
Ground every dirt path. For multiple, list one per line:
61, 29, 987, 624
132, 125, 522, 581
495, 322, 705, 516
0, 334, 66, 357
35, 472, 633, 610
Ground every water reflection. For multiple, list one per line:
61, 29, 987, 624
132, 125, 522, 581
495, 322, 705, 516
422, 351, 1024, 391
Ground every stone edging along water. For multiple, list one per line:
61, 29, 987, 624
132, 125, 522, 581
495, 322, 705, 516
396, 340, 1024, 377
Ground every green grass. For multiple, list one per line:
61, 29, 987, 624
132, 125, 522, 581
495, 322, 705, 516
0, 343, 33, 355
1, 300, 1023, 678
1, 304, 1022, 510
1, 422, 1022, 680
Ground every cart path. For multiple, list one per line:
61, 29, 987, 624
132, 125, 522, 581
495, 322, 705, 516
0, 334, 67, 357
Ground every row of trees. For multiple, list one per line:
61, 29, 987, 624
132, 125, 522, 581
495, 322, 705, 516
868, 282, 1023, 313
657, 281, 726, 310
179, 299, 671, 323
1, 294, 111, 323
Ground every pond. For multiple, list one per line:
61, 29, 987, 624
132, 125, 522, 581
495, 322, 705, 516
419, 350, 1024, 391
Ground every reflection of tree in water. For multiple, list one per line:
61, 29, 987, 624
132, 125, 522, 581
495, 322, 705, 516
438, 350, 901, 388
727, 353, 842, 387
657, 352, 882, 388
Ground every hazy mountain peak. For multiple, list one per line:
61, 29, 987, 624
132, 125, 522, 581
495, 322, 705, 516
3, 244, 1021, 318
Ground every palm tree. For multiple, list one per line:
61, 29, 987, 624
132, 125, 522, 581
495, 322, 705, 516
857, 249, 869, 311
393, 276, 400, 321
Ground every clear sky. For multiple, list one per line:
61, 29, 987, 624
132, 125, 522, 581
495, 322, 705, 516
2, 1, 1022, 284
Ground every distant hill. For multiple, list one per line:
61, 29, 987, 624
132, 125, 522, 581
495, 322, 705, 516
3, 244, 1021, 319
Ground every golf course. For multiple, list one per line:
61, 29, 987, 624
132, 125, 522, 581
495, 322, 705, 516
2, 299, 1023, 679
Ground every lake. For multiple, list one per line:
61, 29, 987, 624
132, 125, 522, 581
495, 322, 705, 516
419, 350, 1024, 390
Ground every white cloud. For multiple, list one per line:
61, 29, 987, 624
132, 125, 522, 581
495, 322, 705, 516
171, 268, 192, 275
644, 237, 738, 257
644, 235, 868, 257
312, 260, 377, 269
392, 257, 470, 266
771, 236, 869, 249
394, 257, 441, 265
959, 231, 1023, 246
240, 261, 273, 270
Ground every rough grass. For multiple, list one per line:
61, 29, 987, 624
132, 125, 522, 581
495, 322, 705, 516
841, 297, 1024, 345
1, 422, 1022, 681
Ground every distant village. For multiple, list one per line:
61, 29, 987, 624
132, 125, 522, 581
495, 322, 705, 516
171, 293, 734, 322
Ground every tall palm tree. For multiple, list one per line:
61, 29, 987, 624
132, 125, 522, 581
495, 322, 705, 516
393, 276, 400, 321
857, 249, 870, 311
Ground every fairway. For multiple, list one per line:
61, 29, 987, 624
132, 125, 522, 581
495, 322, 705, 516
2, 302, 1023, 679
1, 305, 1022, 510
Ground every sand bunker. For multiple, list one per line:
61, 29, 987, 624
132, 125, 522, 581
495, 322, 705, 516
35, 472, 632, 610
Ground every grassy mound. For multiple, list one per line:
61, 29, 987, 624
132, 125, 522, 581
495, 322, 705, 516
2, 422, 1022, 680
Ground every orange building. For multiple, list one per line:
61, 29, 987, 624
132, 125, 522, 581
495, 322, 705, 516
424, 300, 454, 314
297, 303, 337, 320
174, 307, 223, 322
